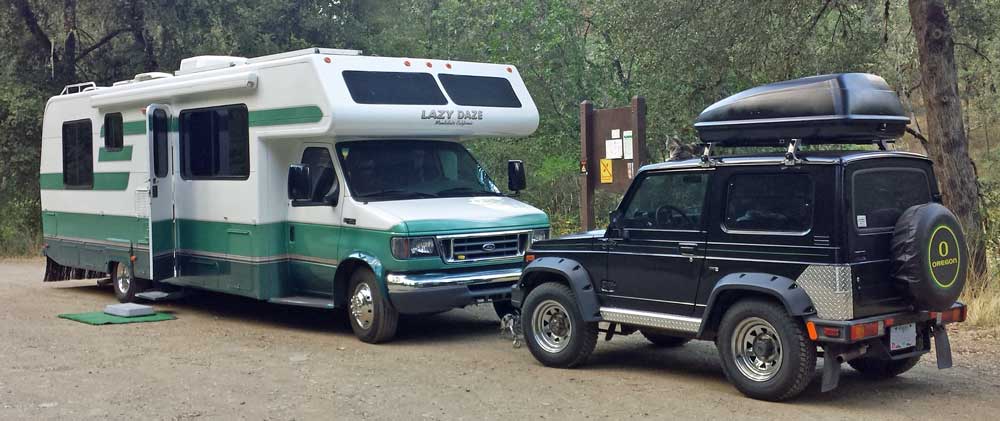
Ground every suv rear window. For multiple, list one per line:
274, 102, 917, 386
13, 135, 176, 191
724, 173, 813, 233
343, 71, 448, 105
438, 74, 521, 108
853, 168, 931, 229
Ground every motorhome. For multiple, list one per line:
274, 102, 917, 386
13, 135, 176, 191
40, 47, 549, 343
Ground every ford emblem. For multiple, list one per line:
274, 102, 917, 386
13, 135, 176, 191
482, 243, 496, 252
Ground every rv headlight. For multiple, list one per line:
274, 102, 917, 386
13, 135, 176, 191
391, 237, 438, 259
531, 229, 550, 244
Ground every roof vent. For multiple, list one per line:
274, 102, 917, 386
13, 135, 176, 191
176, 55, 249, 76
133, 72, 173, 82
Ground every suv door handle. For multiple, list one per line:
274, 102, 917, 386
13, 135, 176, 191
679, 242, 699, 255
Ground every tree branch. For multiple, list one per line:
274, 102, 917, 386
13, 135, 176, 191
955, 41, 992, 63
10, 0, 53, 51
75, 28, 128, 61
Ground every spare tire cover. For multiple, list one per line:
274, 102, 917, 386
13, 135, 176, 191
891, 203, 968, 311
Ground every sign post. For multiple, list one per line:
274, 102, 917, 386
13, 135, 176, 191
579, 96, 647, 230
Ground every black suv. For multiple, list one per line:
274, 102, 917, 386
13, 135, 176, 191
511, 74, 969, 401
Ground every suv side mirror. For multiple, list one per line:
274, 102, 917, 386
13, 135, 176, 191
287, 164, 312, 201
608, 210, 628, 239
508, 160, 526, 192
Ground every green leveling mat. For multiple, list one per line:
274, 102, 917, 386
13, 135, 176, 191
58, 312, 176, 325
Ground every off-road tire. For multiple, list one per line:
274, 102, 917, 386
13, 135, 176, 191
521, 283, 598, 368
112, 261, 148, 303
848, 356, 921, 380
640, 329, 692, 347
348, 268, 399, 344
716, 299, 817, 401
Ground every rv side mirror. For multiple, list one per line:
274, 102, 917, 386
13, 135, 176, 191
508, 160, 526, 192
287, 164, 312, 201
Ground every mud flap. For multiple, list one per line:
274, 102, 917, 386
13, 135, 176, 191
933, 325, 953, 369
821, 349, 842, 392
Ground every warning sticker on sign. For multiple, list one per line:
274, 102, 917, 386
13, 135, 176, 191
599, 159, 613, 184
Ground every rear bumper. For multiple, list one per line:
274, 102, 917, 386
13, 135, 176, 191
385, 267, 520, 314
805, 302, 966, 345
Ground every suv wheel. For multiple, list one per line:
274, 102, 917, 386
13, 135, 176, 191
848, 356, 921, 379
112, 261, 148, 303
640, 329, 691, 347
521, 283, 598, 368
716, 299, 816, 401
348, 268, 399, 344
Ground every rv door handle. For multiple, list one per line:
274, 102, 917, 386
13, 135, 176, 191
679, 243, 698, 255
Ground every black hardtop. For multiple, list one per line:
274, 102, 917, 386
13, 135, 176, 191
638, 150, 930, 174
694, 73, 910, 145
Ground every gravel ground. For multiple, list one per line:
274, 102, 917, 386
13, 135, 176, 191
1, 258, 999, 420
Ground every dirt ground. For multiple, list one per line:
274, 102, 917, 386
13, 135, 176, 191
2, 259, 999, 420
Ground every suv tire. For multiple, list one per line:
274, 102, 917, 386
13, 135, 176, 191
348, 268, 399, 344
521, 282, 598, 368
848, 356, 921, 379
716, 299, 816, 401
640, 329, 691, 347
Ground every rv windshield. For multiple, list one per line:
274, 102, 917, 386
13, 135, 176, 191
336, 140, 501, 201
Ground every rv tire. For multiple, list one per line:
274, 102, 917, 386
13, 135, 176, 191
112, 261, 148, 303
348, 268, 399, 343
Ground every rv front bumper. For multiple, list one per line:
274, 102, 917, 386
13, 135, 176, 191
385, 267, 521, 314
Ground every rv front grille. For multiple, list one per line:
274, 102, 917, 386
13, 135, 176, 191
438, 230, 530, 263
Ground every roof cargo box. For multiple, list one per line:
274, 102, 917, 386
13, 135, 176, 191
694, 73, 910, 145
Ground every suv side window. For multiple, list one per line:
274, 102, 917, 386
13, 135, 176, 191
297, 146, 339, 205
724, 173, 813, 233
621, 171, 709, 230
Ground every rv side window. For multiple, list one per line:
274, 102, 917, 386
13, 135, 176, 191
438, 74, 522, 108
342, 71, 448, 105
62, 119, 93, 189
179, 104, 249, 180
295, 147, 339, 205
724, 173, 813, 233
103, 113, 124, 151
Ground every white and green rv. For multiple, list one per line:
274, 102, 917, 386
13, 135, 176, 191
40, 47, 548, 342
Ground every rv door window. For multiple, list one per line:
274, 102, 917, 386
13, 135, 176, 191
179, 104, 250, 180
438, 74, 522, 108
103, 113, 124, 151
61, 119, 94, 189
342, 71, 448, 105
152, 109, 169, 178
296, 147, 339, 205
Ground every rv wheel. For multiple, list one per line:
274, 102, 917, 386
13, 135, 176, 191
348, 268, 399, 343
112, 261, 148, 303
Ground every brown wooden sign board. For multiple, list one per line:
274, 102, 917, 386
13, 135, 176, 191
579, 96, 647, 230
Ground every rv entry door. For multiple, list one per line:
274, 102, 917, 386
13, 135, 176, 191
146, 104, 177, 281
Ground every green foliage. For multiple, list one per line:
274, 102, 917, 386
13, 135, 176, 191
0, 0, 998, 257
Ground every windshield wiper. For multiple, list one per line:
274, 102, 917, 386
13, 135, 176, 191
436, 187, 502, 197
358, 189, 438, 200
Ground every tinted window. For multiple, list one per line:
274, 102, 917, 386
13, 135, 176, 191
438, 74, 522, 108
62, 119, 93, 188
179, 104, 249, 179
152, 109, 169, 178
853, 169, 931, 229
298, 147, 339, 204
621, 172, 709, 230
725, 173, 813, 233
104, 113, 123, 150
343, 71, 448, 105
336, 140, 499, 201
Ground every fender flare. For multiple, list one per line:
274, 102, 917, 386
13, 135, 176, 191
698, 272, 816, 338
515, 256, 601, 322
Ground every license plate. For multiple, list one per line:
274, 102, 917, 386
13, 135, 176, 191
889, 323, 916, 351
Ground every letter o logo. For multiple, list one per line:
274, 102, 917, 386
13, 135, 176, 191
938, 240, 949, 257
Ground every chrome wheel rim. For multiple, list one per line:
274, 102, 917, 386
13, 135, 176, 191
350, 283, 374, 330
731, 317, 783, 382
115, 263, 131, 295
531, 300, 573, 353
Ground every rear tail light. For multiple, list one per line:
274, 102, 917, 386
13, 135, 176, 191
849, 321, 884, 341
822, 327, 842, 338
805, 321, 843, 341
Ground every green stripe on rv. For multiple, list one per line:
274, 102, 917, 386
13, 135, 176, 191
114, 105, 324, 135
39, 172, 130, 190
98, 145, 133, 161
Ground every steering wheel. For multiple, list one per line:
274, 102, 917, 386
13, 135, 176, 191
655, 205, 694, 228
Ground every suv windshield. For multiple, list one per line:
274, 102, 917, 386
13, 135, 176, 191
336, 140, 501, 201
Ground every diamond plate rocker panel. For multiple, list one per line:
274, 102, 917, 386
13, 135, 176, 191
795, 265, 854, 320
600, 307, 702, 333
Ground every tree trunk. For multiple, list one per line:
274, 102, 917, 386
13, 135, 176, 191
908, 0, 988, 278
60, 0, 78, 83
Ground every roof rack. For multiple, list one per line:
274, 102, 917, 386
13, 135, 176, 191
698, 137, 896, 167
60, 82, 98, 95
